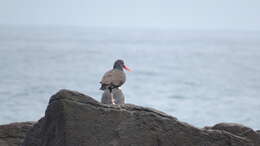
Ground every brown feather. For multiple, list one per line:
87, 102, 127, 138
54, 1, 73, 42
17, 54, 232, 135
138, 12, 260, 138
100, 69, 126, 90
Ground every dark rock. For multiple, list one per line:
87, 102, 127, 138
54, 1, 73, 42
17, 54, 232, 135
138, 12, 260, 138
206, 123, 260, 146
0, 122, 34, 146
22, 89, 258, 146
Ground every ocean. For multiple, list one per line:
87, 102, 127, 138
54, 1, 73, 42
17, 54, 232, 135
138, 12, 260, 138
0, 26, 259, 129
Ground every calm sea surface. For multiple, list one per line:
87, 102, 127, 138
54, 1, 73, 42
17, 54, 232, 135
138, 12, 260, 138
0, 26, 259, 129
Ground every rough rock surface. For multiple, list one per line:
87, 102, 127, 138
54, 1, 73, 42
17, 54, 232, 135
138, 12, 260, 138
22, 89, 259, 146
0, 122, 34, 146
205, 123, 260, 146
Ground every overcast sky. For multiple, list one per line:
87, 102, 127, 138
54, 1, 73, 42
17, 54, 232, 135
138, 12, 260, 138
1, 0, 260, 30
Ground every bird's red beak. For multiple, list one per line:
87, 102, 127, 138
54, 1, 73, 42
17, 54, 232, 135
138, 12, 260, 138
123, 65, 132, 71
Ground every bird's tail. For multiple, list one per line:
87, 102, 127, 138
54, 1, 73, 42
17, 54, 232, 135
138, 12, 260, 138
100, 84, 106, 90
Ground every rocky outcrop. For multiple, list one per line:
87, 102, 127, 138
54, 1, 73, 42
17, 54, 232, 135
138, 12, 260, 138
205, 123, 260, 146
21, 89, 259, 146
0, 122, 34, 146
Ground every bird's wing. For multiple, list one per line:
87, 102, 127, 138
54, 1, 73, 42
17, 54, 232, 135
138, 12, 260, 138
111, 70, 126, 86
100, 69, 126, 86
100, 69, 113, 85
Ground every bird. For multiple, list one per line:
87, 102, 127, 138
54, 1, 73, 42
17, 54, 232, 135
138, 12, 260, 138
100, 59, 131, 104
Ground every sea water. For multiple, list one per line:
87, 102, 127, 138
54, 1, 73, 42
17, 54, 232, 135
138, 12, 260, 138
0, 26, 259, 129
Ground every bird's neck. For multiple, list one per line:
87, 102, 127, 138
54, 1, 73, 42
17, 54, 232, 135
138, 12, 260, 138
113, 65, 123, 71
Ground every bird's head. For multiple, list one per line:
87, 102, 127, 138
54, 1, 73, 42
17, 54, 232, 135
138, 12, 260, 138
113, 59, 131, 71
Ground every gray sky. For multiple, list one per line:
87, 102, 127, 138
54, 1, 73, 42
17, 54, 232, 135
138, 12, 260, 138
1, 0, 260, 30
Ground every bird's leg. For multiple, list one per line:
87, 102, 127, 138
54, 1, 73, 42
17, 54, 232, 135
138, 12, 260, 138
109, 87, 115, 105
111, 92, 115, 105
